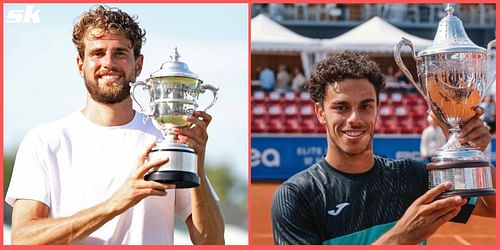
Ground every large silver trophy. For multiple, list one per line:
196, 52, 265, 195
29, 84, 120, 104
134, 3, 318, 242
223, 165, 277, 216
130, 48, 218, 188
394, 5, 495, 198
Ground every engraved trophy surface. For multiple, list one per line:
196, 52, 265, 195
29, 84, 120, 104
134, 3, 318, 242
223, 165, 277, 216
394, 5, 495, 198
130, 48, 218, 188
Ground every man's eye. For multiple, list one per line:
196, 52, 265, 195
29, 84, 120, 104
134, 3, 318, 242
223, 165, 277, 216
116, 51, 129, 57
91, 52, 103, 57
333, 106, 348, 111
361, 104, 373, 111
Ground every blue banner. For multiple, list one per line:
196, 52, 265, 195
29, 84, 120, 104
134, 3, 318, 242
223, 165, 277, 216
251, 135, 496, 181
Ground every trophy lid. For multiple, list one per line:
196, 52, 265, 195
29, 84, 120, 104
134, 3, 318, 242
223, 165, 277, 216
418, 4, 486, 56
150, 47, 198, 79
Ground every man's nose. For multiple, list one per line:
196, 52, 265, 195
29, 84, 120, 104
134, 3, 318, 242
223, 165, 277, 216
346, 110, 362, 123
101, 52, 115, 67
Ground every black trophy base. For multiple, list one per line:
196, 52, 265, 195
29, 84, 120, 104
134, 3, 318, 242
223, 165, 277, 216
145, 170, 200, 188
438, 188, 496, 199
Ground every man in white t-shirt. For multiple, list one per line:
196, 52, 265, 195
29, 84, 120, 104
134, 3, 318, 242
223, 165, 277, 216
420, 114, 447, 162
5, 5, 224, 245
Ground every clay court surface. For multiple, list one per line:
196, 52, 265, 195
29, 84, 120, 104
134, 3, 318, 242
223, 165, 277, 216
250, 182, 496, 245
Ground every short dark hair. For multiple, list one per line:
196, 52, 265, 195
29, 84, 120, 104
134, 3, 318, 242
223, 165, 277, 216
72, 5, 146, 59
306, 51, 385, 105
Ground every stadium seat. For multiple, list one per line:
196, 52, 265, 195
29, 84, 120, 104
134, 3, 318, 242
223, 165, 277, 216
399, 118, 416, 134
252, 104, 267, 120
268, 118, 285, 133
379, 92, 389, 105
268, 104, 284, 120
379, 105, 394, 119
284, 104, 299, 120
390, 92, 403, 105
252, 90, 267, 105
252, 118, 267, 133
300, 118, 317, 133
316, 123, 326, 134
299, 92, 312, 105
283, 91, 299, 105
412, 103, 428, 118
394, 105, 411, 121
300, 104, 315, 120
405, 93, 422, 106
382, 117, 399, 134
284, 118, 301, 133
268, 91, 282, 105
375, 119, 385, 134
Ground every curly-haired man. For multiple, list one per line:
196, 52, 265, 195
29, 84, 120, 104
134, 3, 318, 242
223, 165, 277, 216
6, 5, 224, 245
271, 51, 495, 245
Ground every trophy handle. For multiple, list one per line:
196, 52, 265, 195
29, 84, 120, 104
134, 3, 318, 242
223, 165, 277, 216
484, 39, 496, 96
200, 83, 219, 112
130, 81, 151, 116
394, 37, 426, 98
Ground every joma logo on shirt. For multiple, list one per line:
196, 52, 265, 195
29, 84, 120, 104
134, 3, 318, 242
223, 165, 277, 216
328, 202, 350, 216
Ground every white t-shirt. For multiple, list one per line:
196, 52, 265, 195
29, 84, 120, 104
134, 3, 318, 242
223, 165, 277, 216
420, 125, 446, 158
5, 111, 192, 244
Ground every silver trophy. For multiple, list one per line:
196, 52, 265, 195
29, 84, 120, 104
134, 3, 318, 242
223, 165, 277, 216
394, 5, 495, 198
130, 48, 218, 188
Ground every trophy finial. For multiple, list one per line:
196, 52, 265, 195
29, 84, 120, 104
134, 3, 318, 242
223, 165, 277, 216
445, 4, 454, 16
171, 47, 181, 61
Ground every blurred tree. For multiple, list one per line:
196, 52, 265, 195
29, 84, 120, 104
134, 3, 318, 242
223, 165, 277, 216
205, 164, 234, 205
205, 163, 248, 227
4, 150, 16, 226
3, 152, 15, 195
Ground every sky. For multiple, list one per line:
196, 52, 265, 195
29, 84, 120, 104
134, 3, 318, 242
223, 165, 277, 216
3, 3, 249, 181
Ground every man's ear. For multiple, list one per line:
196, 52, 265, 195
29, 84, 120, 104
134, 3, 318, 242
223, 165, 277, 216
314, 102, 326, 124
77, 56, 84, 78
135, 54, 144, 77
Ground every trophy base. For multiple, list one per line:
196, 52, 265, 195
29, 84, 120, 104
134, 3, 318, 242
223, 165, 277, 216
438, 188, 496, 199
145, 170, 200, 188
427, 160, 495, 199
146, 143, 199, 189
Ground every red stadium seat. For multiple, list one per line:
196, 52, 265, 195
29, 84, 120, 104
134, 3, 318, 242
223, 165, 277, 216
404, 93, 422, 106
399, 118, 415, 134
299, 92, 312, 105
382, 117, 399, 134
252, 118, 267, 133
394, 105, 411, 121
411, 103, 428, 118
390, 92, 403, 105
268, 104, 284, 120
379, 92, 389, 105
379, 105, 394, 120
284, 118, 301, 133
375, 119, 385, 134
300, 104, 315, 120
252, 91, 267, 107
300, 118, 317, 133
316, 123, 326, 134
268, 91, 282, 105
283, 91, 298, 105
284, 104, 299, 120
268, 118, 285, 133
252, 104, 267, 120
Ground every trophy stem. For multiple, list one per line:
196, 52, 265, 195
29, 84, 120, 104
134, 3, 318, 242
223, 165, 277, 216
441, 127, 462, 151
432, 126, 485, 162
160, 126, 177, 143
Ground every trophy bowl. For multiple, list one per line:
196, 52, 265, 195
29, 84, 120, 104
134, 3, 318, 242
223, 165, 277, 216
394, 5, 495, 198
130, 48, 218, 188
